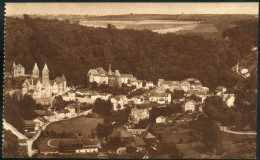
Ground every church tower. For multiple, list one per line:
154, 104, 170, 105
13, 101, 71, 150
32, 63, 39, 78
42, 63, 49, 87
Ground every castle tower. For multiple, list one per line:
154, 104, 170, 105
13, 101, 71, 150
42, 63, 49, 87
32, 63, 39, 78
62, 74, 67, 92
108, 64, 112, 75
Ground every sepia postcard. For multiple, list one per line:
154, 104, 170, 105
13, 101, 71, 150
2, 2, 259, 159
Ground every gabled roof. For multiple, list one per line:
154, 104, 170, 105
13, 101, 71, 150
121, 74, 133, 78
130, 137, 145, 147
55, 77, 63, 84
112, 95, 127, 101
149, 90, 169, 97
35, 110, 46, 116
49, 80, 56, 85
23, 77, 41, 86
45, 110, 55, 116
131, 106, 149, 115
215, 86, 226, 92
81, 139, 99, 146
185, 100, 196, 105
223, 94, 235, 102
110, 128, 133, 139
88, 67, 107, 76
24, 120, 35, 126
140, 131, 156, 139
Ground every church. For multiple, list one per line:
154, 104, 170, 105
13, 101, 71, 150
22, 63, 67, 100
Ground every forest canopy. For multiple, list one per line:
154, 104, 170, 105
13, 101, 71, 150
5, 15, 258, 90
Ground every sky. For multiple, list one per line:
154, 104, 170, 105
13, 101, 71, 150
5, 2, 259, 16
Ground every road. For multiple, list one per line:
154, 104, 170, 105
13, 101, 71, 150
220, 126, 256, 135
3, 119, 28, 140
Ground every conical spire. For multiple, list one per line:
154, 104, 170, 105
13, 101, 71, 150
42, 63, 49, 71
13, 62, 16, 67
62, 74, 66, 80
33, 62, 39, 70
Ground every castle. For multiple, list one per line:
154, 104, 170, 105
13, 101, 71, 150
87, 64, 142, 88
22, 63, 67, 101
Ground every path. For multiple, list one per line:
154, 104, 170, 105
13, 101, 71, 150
220, 126, 256, 135
3, 119, 28, 140
47, 139, 59, 148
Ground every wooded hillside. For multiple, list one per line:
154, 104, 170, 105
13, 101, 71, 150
5, 15, 258, 90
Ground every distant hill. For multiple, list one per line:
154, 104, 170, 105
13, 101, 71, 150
4, 15, 258, 90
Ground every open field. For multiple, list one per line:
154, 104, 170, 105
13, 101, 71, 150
176, 132, 256, 159
45, 116, 104, 138
79, 20, 200, 33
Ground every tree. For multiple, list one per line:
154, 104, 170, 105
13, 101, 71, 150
52, 95, 65, 111
96, 123, 113, 139
93, 98, 112, 117
156, 142, 183, 159
3, 130, 20, 158
20, 95, 37, 120
4, 94, 24, 132
171, 90, 184, 100
201, 121, 221, 154
134, 118, 151, 129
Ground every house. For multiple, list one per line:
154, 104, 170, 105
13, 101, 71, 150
201, 86, 209, 92
33, 117, 44, 131
179, 81, 191, 92
18, 139, 27, 146
59, 139, 99, 153
156, 116, 166, 123
145, 81, 154, 88
59, 139, 83, 153
130, 96, 144, 105
76, 139, 99, 153
129, 137, 146, 152
128, 107, 149, 128
148, 91, 171, 104
116, 147, 127, 154
215, 86, 227, 95
157, 79, 180, 91
111, 95, 128, 111
194, 80, 202, 89
65, 103, 76, 115
90, 92, 112, 101
24, 120, 36, 133
182, 100, 196, 112
110, 127, 133, 141
140, 131, 156, 145
43, 110, 56, 122
127, 128, 147, 135
223, 94, 235, 107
